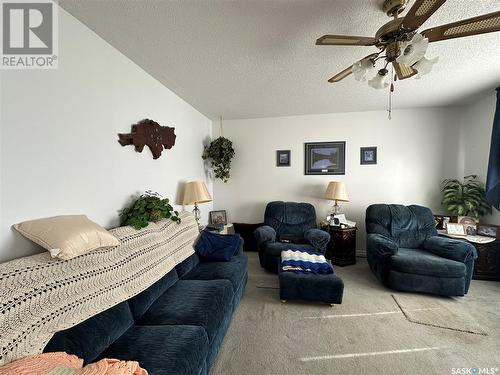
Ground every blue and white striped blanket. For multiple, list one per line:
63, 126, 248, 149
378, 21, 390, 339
281, 249, 333, 274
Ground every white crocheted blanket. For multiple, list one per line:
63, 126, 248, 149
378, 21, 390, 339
0, 212, 199, 365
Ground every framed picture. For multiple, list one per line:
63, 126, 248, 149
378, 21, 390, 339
276, 150, 291, 167
434, 215, 457, 230
446, 223, 466, 236
434, 215, 444, 230
477, 224, 500, 238
457, 216, 479, 225
304, 142, 345, 175
209, 210, 227, 225
360, 147, 377, 165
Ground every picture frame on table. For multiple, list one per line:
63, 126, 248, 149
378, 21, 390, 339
434, 215, 455, 230
276, 150, 291, 167
446, 223, 466, 236
304, 141, 345, 175
209, 210, 227, 225
477, 224, 500, 238
360, 147, 377, 165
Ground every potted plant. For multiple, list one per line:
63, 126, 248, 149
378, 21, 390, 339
202, 137, 235, 183
120, 191, 181, 229
441, 175, 492, 218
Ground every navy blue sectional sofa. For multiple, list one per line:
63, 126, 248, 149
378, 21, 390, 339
43, 243, 248, 375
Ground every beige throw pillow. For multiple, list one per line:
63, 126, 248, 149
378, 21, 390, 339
14, 215, 121, 260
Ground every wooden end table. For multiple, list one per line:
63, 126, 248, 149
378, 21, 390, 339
320, 225, 357, 266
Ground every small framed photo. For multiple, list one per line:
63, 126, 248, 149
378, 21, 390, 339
304, 141, 345, 175
276, 150, 291, 167
209, 210, 227, 225
434, 215, 444, 230
477, 224, 499, 238
360, 147, 377, 165
446, 223, 466, 236
442, 216, 453, 229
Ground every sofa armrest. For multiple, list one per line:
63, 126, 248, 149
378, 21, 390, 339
423, 236, 477, 263
304, 228, 330, 253
366, 233, 399, 259
254, 225, 276, 247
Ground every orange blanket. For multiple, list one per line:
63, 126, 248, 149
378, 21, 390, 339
0, 352, 148, 375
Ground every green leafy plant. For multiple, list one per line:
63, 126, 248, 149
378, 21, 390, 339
120, 191, 181, 229
441, 175, 492, 218
202, 137, 235, 183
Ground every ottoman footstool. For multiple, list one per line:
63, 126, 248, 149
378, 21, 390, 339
278, 265, 344, 305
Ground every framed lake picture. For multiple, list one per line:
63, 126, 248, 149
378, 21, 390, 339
304, 142, 345, 175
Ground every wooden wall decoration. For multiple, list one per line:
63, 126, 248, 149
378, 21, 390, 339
118, 119, 176, 159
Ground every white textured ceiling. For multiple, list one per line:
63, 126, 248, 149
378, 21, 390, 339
59, 0, 500, 119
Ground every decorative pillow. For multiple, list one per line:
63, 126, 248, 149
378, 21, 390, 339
14, 215, 120, 260
195, 231, 241, 261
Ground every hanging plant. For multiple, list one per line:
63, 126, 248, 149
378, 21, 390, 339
441, 175, 492, 218
120, 191, 181, 230
202, 136, 235, 183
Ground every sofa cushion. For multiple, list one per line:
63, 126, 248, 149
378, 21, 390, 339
127, 268, 179, 320
137, 279, 233, 342
175, 253, 201, 278
182, 254, 248, 290
43, 301, 134, 364
390, 248, 466, 278
195, 231, 242, 261
264, 201, 316, 239
98, 325, 209, 375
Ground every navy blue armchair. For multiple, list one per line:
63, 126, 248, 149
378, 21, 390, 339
366, 204, 477, 296
254, 201, 330, 273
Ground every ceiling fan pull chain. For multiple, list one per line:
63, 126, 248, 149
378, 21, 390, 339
388, 66, 395, 120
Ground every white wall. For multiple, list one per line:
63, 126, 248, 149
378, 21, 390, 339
213, 108, 463, 253
461, 91, 500, 225
0, 7, 212, 262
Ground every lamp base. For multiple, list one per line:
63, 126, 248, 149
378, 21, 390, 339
331, 200, 342, 215
193, 202, 201, 232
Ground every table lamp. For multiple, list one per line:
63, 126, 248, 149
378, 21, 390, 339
324, 181, 349, 215
182, 181, 212, 229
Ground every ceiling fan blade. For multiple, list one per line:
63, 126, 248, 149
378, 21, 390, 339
422, 10, 500, 42
316, 35, 377, 46
328, 66, 353, 83
402, 0, 447, 31
393, 62, 417, 80
328, 53, 379, 83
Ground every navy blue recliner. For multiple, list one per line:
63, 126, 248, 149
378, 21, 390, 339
366, 204, 477, 296
254, 201, 330, 273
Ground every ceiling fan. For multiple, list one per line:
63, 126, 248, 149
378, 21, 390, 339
316, 0, 500, 89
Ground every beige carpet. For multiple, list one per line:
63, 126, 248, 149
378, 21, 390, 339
392, 294, 487, 335
210, 253, 500, 375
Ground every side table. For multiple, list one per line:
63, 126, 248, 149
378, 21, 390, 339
438, 231, 500, 281
320, 225, 357, 266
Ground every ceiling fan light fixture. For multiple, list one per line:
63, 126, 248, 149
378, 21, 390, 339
414, 56, 439, 79
368, 69, 389, 90
352, 59, 375, 81
396, 33, 429, 66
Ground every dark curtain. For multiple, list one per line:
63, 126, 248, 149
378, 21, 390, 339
486, 87, 500, 209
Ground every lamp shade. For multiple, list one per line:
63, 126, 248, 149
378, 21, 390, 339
324, 181, 349, 202
182, 181, 212, 205
368, 69, 389, 90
